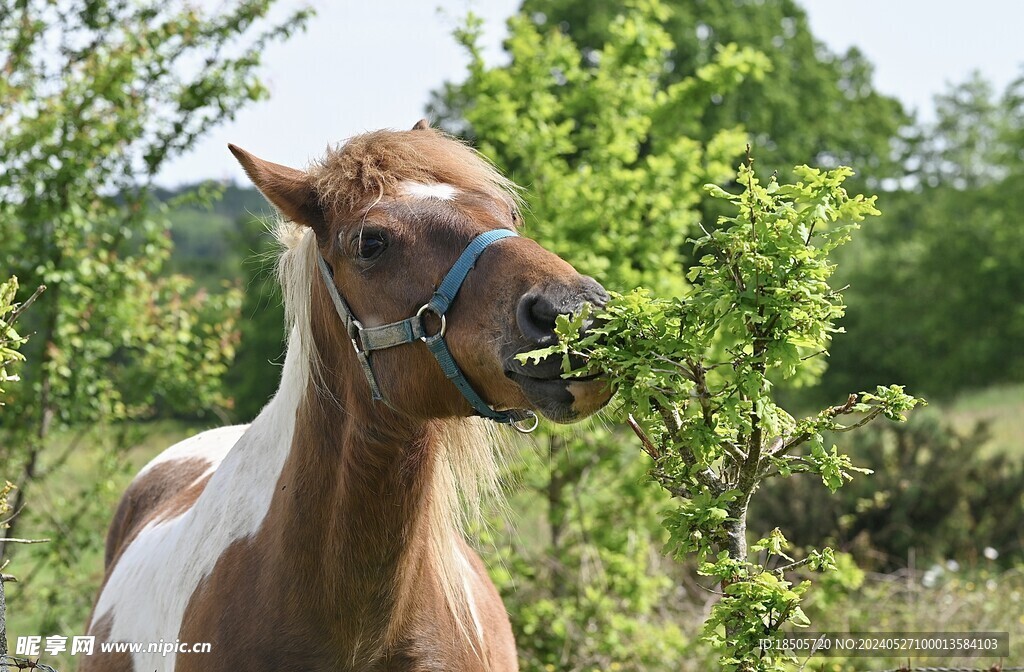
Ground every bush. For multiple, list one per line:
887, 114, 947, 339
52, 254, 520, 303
751, 415, 1024, 570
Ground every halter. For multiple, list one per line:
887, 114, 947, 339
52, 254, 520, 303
316, 228, 539, 433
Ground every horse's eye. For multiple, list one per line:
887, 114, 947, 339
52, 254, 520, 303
356, 232, 388, 260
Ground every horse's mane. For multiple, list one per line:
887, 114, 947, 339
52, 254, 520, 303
274, 200, 506, 657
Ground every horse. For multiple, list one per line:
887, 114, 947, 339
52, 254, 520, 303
82, 121, 612, 672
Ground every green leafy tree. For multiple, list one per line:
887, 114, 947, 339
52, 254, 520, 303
823, 70, 1024, 399
0, 0, 310, 635
157, 184, 281, 420
1, 278, 43, 407
224, 213, 286, 421
436, 0, 909, 187
442, 4, 767, 297
1, 275, 47, 669
1, 279, 21, 667
528, 161, 921, 670
435, 3, 776, 668
920, 72, 1016, 188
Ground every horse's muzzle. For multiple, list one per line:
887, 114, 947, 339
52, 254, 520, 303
503, 275, 613, 422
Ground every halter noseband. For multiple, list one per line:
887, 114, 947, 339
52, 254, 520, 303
315, 228, 539, 433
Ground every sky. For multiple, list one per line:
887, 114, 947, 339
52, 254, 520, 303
155, 0, 1024, 187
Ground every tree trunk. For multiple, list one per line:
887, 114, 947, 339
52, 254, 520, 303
724, 502, 749, 566
0, 283, 59, 559
546, 434, 569, 598
722, 495, 756, 671
1, 574, 9, 672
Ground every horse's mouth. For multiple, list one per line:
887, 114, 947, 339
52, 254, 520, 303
504, 364, 612, 423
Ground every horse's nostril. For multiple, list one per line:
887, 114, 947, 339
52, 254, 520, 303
516, 279, 608, 345
517, 278, 610, 347
516, 292, 560, 345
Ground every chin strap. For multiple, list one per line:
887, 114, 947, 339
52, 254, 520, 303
316, 228, 539, 433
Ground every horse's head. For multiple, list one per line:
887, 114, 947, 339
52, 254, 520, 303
230, 123, 612, 424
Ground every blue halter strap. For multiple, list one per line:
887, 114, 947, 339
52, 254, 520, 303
315, 228, 539, 433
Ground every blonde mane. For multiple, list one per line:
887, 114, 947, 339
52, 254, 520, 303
274, 219, 507, 659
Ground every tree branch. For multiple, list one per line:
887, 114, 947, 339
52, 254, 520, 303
770, 394, 859, 458
627, 414, 660, 460
832, 406, 883, 432
1, 538, 49, 545
6, 284, 46, 326
652, 398, 723, 494
757, 455, 814, 480
722, 441, 747, 464
653, 354, 698, 381
0, 502, 26, 528
774, 556, 816, 574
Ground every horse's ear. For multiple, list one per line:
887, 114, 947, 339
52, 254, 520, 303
411, 119, 430, 131
228, 144, 328, 236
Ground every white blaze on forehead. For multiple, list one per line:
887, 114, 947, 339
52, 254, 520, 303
400, 180, 458, 201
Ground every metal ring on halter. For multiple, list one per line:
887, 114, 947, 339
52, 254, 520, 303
511, 411, 539, 434
416, 304, 447, 340
349, 319, 365, 353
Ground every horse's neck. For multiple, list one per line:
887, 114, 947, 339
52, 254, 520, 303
251, 343, 451, 648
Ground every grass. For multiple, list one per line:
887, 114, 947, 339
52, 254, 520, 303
801, 565, 1024, 671
944, 382, 1024, 456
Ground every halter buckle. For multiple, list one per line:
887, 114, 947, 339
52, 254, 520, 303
415, 304, 447, 340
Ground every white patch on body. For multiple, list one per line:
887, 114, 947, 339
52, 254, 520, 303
134, 425, 242, 486
89, 341, 307, 672
400, 181, 458, 201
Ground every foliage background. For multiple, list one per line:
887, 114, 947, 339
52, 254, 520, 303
1, 0, 1022, 670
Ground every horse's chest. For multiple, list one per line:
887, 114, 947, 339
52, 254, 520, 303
173, 620, 480, 672
175, 553, 482, 672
